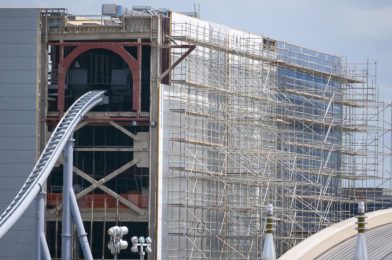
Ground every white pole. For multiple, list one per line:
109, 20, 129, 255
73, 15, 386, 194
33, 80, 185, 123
62, 138, 74, 260
35, 190, 45, 260
354, 201, 368, 260
261, 204, 276, 260
69, 189, 93, 260
40, 232, 52, 260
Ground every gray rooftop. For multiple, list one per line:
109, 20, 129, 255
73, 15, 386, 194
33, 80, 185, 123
317, 223, 392, 260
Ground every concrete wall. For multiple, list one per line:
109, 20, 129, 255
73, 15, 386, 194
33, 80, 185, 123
0, 8, 40, 259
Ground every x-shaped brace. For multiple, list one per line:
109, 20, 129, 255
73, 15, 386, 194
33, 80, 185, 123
55, 158, 144, 215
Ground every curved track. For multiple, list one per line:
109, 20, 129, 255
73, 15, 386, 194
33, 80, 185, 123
0, 90, 106, 239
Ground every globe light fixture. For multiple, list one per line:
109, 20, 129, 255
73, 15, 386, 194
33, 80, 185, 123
130, 235, 153, 260
107, 226, 129, 259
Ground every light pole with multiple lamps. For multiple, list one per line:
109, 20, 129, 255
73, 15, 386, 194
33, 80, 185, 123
131, 236, 153, 260
107, 226, 152, 260
107, 226, 129, 260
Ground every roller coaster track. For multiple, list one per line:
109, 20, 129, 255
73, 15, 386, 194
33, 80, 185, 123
0, 90, 106, 239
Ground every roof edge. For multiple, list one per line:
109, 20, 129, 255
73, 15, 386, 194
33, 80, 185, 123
279, 208, 392, 260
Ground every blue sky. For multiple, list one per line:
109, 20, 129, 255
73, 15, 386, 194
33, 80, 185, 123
2, 0, 391, 99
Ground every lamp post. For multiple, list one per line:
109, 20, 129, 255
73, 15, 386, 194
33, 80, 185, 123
107, 226, 129, 260
131, 236, 152, 260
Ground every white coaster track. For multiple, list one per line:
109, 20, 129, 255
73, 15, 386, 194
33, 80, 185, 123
0, 90, 106, 240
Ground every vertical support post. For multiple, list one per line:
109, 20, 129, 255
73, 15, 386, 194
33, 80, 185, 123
148, 15, 161, 260
137, 39, 142, 115
36, 187, 52, 260
57, 42, 65, 113
35, 189, 45, 260
261, 204, 276, 260
62, 138, 74, 260
354, 201, 368, 260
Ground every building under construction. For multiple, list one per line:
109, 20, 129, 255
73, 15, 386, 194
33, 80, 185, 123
0, 5, 391, 259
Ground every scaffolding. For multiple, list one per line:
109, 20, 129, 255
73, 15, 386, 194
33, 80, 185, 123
160, 13, 392, 259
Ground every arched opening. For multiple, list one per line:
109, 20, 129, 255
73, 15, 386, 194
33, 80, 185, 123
52, 42, 141, 113
65, 49, 133, 111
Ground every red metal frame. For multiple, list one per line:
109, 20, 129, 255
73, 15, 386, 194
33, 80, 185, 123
47, 193, 149, 209
45, 117, 150, 127
52, 42, 144, 113
49, 42, 150, 47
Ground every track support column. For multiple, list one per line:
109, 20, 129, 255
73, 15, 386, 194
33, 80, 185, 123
35, 189, 45, 260
62, 138, 74, 260
36, 187, 51, 260
70, 190, 93, 260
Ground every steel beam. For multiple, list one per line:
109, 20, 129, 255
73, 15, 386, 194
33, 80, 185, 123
56, 160, 144, 215
159, 45, 196, 81
75, 159, 139, 198
109, 121, 140, 140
